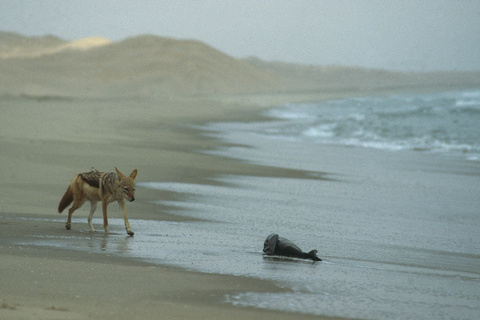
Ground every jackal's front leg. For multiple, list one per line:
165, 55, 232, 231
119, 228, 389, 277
121, 202, 134, 236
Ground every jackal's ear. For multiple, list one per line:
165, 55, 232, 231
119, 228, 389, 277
115, 167, 126, 179
129, 169, 138, 181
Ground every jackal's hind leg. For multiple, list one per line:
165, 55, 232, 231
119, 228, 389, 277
87, 201, 97, 232
66, 210, 72, 230
66, 202, 81, 230
102, 200, 109, 234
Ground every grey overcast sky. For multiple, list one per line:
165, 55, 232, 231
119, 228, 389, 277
1, 1, 479, 71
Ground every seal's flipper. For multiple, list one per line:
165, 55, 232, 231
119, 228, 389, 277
306, 250, 322, 261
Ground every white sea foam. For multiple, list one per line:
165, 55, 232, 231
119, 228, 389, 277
460, 90, 480, 98
302, 125, 336, 138
267, 109, 313, 120
455, 99, 480, 108
263, 90, 480, 160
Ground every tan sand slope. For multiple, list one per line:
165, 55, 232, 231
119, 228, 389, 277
0, 32, 279, 96
1, 31, 479, 97
0, 32, 66, 57
245, 57, 480, 92
63, 36, 112, 50
0, 32, 111, 58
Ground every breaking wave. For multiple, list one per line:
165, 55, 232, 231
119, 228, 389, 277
263, 90, 480, 160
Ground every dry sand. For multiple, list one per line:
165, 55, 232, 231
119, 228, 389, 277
0, 92, 350, 320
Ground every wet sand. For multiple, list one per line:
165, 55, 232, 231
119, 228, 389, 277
1, 214, 337, 320
0, 93, 350, 319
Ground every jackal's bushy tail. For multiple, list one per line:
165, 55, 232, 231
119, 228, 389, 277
58, 185, 73, 213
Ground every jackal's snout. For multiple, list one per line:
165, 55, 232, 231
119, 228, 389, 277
124, 192, 135, 202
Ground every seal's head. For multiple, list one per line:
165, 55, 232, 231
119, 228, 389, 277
263, 233, 279, 255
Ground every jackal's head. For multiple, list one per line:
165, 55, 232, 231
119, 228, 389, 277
115, 167, 137, 202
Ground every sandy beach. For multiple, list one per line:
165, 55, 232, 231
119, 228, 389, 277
1, 33, 479, 319
0, 92, 352, 320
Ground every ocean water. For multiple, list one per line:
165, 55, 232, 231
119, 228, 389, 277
262, 90, 480, 161
14, 89, 480, 319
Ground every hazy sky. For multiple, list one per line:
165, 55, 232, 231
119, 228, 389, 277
1, 1, 479, 71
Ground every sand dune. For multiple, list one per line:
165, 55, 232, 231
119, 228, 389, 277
0, 32, 111, 58
64, 36, 112, 50
1, 31, 479, 97
0, 32, 65, 57
0, 32, 279, 96
245, 57, 480, 92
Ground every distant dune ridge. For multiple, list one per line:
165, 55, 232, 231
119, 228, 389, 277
0, 32, 111, 58
1, 31, 479, 97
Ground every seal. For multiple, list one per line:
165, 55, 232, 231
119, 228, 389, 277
263, 233, 321, 261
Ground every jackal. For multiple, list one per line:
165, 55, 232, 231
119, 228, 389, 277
58, 167, 137, 236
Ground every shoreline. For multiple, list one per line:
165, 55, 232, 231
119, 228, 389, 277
0, 91, 361, 320
2, 213, 335, 320
1, 87, 477, 319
